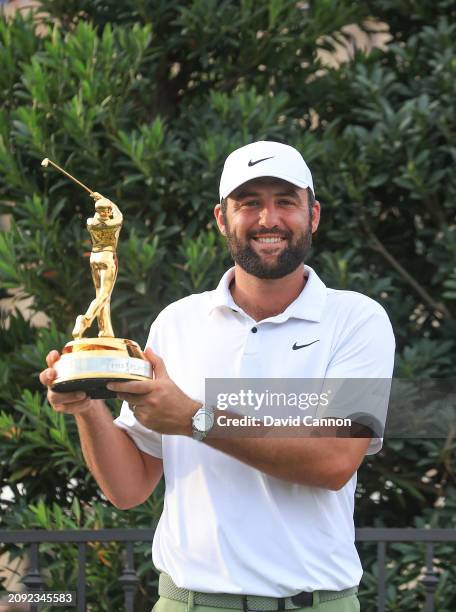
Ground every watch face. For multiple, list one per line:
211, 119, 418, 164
194, 410, 214, 432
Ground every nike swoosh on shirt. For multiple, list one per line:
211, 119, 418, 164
248, 156, 274, 167
292, 340, 320, 350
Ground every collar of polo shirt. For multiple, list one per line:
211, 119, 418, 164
209, 265, 327, 323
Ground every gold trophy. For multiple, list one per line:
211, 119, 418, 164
41, 158, 152, 398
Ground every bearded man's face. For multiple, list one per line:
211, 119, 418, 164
222, 178, 314, 279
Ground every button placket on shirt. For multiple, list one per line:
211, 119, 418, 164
238, 322, 263, 380
242, 321, 261, 356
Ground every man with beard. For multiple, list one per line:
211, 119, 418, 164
40, 141, 395, 612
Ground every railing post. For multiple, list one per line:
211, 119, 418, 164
77, 542, 87, 612
22, 542, 45, 589
22, 542, 45, 612
119, 541, 139, 612
377, 541, 386, 612
421, 542, 439, 612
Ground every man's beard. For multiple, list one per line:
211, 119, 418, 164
222, 216, 313, 280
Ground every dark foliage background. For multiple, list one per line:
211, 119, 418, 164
0, 1, 455, 610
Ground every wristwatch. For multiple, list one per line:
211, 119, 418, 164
192, 404, 215, 441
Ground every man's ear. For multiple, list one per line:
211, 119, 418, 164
311, 200, 321, 234
214, 203, 227, 236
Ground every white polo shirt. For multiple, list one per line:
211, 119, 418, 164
114, 265, 395, 596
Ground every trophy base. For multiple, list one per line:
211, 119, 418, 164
52, 338, 152, 400
52, 376, 149, 399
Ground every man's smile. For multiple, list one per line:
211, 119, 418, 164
248, 234, 288, 256
247, 232, 289, 252
252, 236, 286, 244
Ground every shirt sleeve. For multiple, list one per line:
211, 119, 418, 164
322, 301, 396, 455
113, 316, 164, 459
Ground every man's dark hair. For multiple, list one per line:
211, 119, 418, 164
220, 186, 315, 217
306, 187, 315, 213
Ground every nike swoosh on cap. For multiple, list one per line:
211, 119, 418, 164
292, 340, 320, 350
248, 156, 274, 167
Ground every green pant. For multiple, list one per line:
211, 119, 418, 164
152, 594, 360, 612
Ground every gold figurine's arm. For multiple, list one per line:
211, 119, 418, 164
90, 199, 123, 228
108, 200, 123, 224
88, 213, 123, 229
107, 201, 123, 224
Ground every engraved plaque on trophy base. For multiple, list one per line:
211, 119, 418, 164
52, 338, 152, 399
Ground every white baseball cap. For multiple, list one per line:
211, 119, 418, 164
219, 141, 314, 202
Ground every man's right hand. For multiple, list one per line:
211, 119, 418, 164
39, 350, 95, 414
40, 351, 163, 509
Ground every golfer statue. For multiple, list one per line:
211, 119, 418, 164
72, 192, 123, 339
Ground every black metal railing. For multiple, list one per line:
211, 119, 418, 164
356, 528, 452, 612
0, 528, 454, 611
0, 529, 153, 612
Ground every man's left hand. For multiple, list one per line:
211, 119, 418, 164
107, 347, 200, 436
